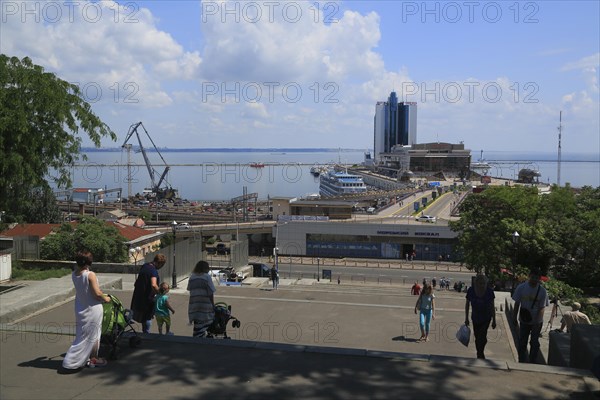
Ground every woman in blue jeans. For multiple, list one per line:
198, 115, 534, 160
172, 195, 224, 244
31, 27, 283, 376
414, 283, 435, 341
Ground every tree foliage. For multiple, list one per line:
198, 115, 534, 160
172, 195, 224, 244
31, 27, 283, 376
40, 217, 128, 263
22, 186, 62, 224
0, 55, 116, 222
450, 185, 600, 288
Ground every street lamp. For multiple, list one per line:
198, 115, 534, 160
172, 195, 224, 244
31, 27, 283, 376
129, 246, 142, 279
317, 257, 320, 282
511, 231, 519, 294
275, 221, 290, 277
171, 221, 178, 288
129, 246, 142, 266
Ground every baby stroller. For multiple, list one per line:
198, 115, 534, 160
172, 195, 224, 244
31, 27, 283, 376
207, 302, 241, 339
101, 294, 141, 359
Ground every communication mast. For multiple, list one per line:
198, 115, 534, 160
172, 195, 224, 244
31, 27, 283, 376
557, 111, 563, 186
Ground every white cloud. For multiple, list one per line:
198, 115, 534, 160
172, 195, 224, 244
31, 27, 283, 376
561, 53, 600, 71
1, 0, 200, 108
198, 1, 383, 83
241, 102, 270, 119
561, 53, 600, 93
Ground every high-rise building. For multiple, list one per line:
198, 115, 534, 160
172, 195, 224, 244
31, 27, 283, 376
374, 92, 417, 162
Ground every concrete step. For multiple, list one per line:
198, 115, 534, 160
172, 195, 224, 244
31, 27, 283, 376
0, 275, 122, 324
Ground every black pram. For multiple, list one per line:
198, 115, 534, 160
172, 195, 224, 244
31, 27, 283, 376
101, 294, 141, 359
207, 302, 241, 339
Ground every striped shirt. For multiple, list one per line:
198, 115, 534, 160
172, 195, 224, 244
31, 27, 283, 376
187, 273, 216, 324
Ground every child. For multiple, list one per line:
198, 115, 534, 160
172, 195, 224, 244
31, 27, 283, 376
414, 283, 435, 342
155, 282, 175, 335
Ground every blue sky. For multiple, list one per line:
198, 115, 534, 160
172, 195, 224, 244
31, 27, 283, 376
2, 0, 599, 155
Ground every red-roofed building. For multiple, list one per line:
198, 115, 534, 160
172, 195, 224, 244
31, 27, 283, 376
1, 222, 164, 263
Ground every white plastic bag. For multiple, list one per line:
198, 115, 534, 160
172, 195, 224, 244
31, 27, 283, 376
456, 324, 471, 347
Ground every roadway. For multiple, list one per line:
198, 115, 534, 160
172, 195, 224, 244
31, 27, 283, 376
352, 188, 467, 225
272, 263, 474, 285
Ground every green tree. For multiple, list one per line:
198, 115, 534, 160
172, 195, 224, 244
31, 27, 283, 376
40, 217, 128, 263
0, 55, 116, 222
451, 185, 600, 289
138, 210, 152, 222
450, 186, 546, 276
542, 186, 600, 287
23, 186, 62, 224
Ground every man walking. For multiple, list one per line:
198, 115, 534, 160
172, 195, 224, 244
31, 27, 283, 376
270, 265, 279, 290
512, 268, 549, 363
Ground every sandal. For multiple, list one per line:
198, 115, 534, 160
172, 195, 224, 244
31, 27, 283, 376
88, 357, 108, 368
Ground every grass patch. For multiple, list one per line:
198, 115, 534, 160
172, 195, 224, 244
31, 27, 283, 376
11, 265, 72, 281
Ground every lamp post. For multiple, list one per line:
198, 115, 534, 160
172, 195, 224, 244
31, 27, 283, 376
171, 221, 178, 288
129, 246, 142, 279
129, 246, 142, 266
511, 231, 519, 294
317, 257, 320, 282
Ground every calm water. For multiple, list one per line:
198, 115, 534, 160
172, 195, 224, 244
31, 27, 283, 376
69, 150, 362, 201
67, 150, 599, 201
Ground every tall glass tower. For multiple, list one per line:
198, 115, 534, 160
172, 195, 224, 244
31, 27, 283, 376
374, 92, 417, 162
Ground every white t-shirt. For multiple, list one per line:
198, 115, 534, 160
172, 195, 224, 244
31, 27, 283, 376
512, 282, 549, 324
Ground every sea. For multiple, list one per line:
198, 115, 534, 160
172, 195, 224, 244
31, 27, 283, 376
65, 149, 600, 201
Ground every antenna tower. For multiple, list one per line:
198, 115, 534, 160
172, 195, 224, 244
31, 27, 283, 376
557, 111, 562, 186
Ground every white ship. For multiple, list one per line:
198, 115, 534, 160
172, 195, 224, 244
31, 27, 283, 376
471, 150, 491, 175
319, 169, 368, 197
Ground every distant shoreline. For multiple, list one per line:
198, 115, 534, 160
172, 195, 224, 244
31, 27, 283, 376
82, 147, 600, 162
83, 147, 367, 153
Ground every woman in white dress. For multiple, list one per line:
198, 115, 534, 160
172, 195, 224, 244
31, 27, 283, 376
62, 251, 111, 369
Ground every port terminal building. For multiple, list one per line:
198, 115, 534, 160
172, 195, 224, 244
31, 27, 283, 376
375, 142, 472, 180
273, 218, 457, 262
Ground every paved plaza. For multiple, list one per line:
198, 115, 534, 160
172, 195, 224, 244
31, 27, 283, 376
0, 274, 598, 399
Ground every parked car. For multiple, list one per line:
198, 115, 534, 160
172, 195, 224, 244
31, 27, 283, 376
206, 246, 217, 255
216, 243, 230, 255
416, 215, 437, 223
176, 222, 191, 230
249, 262, 271, 278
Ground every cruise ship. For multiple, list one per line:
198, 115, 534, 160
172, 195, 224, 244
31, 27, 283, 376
319, 169, 368, 197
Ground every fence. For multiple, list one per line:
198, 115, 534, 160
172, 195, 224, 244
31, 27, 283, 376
271, 270, 468, 289
250, 255, 468, 272
12, 236, 40, 260
145, 237, 249, 285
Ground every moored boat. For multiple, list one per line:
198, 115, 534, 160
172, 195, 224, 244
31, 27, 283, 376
319, 168, 368, 197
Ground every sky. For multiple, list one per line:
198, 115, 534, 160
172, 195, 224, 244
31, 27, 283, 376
1, 0, 599, 155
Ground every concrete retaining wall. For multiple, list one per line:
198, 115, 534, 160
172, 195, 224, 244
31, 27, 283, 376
570, 324, 600, 371
19, 259, 138, 274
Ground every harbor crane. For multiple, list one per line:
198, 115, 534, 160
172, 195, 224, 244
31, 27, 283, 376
122, 122, 177, 200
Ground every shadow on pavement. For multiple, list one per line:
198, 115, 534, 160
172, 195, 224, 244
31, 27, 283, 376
392, 335, 421, 343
